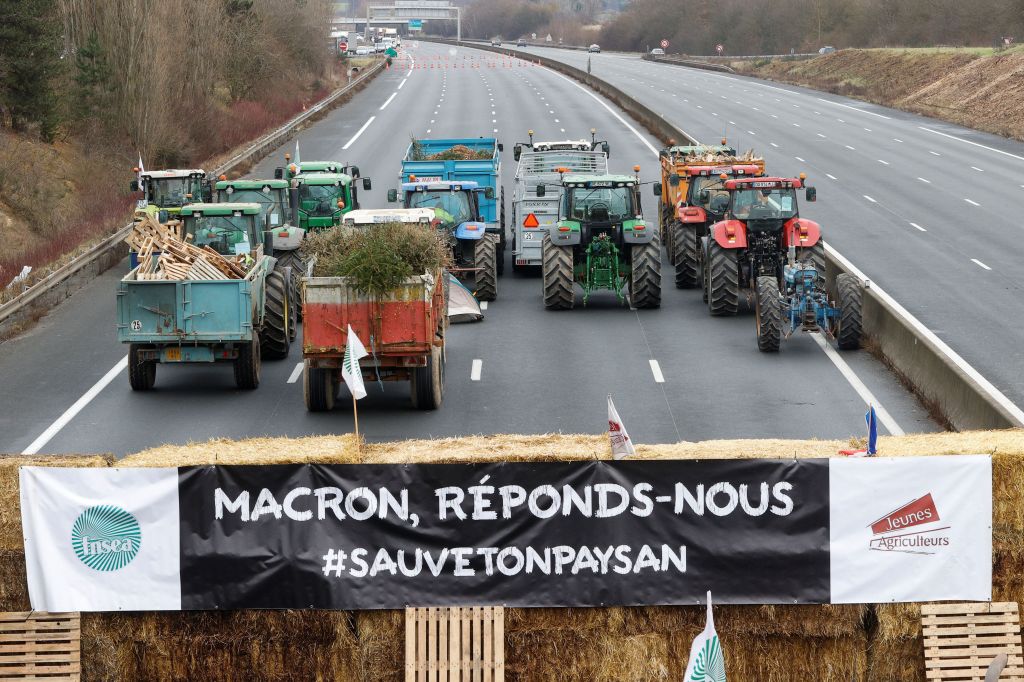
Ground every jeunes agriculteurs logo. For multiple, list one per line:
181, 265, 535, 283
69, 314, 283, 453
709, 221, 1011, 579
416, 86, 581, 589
868, 493, 950, 555
71, 505, 141, 571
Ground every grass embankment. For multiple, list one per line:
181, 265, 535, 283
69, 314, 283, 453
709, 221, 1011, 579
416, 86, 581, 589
2, 429, 1023, 681
733, 48, 1024, 141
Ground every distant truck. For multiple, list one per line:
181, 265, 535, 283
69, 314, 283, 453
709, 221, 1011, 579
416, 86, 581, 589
302, 208, 447, 411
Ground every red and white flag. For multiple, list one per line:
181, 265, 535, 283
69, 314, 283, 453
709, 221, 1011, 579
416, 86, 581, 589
608, 395, 635, 459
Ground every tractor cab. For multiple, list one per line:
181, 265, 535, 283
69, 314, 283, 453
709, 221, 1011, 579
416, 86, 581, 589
723, 176, 814, 224
514, 127, 610, 161
548, 174, 647, 248
681, 164, 764, 223
130, 169, 208, 218
215, 179, 290, 228
274, 157, 367, 184
390, 179, 491, 239
178, 203, 264, 257
291, 172, 363, 231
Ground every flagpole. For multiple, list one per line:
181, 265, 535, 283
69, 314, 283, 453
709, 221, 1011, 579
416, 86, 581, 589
352, 393, 360, 449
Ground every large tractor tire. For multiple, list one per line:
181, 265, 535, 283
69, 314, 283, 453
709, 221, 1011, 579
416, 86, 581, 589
303, 361, 335, 412
542, 234, 574, 310
474, 233, 498, 302
672, 223, 699, 289
498, 200, 506, 275
834, 273, 863, 350
755, 276, 782, 353
663, 214, 677, 264
261, 269, 292, 360
707, 240, 740, 316
410, 344, 444, 410
128, 344, 156, 391
234, 336, 261, 390
798, 242, 826, 275
275, 249, 307, 321
629, 237, 662, 309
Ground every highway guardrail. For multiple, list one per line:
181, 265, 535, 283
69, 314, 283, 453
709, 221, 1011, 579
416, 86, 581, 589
0, 58, 387, 339
425, 37, 1024, 431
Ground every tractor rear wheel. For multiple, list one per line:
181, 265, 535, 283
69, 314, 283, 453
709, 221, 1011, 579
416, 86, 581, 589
835, 273, 863, 350
707, 240, 739, 316
303, 361, 335, 411
474, 233, 498, 302
410, 344, 444, 410
542, 234, 574, 309
128, 344, 156, 391
672, 223, 698, 289
798, 242, 826, 275
261, 269, 292, 360
630, 237, 662, 309
755, 276, 782, 352
274, 249, 307, 321
234, 336, 261, 390
498, 201, 506, 275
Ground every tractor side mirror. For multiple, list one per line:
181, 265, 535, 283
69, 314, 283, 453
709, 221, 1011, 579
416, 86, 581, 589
362, 177, 372, 191
497, 142, 504, 152
699, 189, 710, 203
805, 186, 817, 202
513, 144, 522, 162
652, 182, 662, 196
669, 173, 680, 187
129, 180, 140, 192
602, 141, 610, 156
289, 187, 300, 224
274, 167, 284, 180
350, 165, 360, 178
387, 189, 398, 203
157, 210, 170, 224
263, 229, 274, 257
536, 184, 546, 198
484, 187, 495, 199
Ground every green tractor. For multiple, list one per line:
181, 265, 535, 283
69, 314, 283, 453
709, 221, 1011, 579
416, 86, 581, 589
289, 172, 371, 231
539, 171, 661, 309
129, 168, 209, 220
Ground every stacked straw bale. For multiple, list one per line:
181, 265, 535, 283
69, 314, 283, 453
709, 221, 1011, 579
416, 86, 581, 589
2, 429, 1022, 681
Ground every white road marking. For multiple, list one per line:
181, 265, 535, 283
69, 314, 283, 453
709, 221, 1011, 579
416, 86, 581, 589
398, 78, 408, 90
712, 112, 719, 116
770, 142, 779, 147
22, 356, 128, 454
918, 177, 931, 184
929, 150, 941, 156
845, 145, 855, 150
747, 130, 756, 135
480, 301, 488, 310
342, 116, 376, 150
919, 125, 1024, 161
878, 159, 889, 165
864, 195, 877, 203
864, 128, 872, 132
795, 156, 806, 162
471, 359, 483, 381
792, 123, 800, 127
817, 133, 827, 138
893, 138, 903, 142
910, 222, 927, 232
971, 258, 992, 270
964, 198, 980, 206
971, 166, 984, 172
287, 362, 304, 384
649, 359, 665, 383
554, 118, 560, 122
811, 335, 904, 436
837, 118, 845, 123
728, 120, 736, 125
815, 97, 892, 119
560, 128, 565, 132
826, 173, 837, 180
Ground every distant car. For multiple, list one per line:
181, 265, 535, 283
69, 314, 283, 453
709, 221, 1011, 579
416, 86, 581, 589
650, 48, 665, 56
517, 38, 527, 47
355, 46, 372, 56
819, 46, 836, 54
588, 44, 601, 53
491, 38, 502, 46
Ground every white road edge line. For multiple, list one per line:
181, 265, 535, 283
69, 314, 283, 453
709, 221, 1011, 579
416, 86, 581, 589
342, 116, 376, 150
918, 126, 1024, 162
649, 359, 665, 384
22, 355, 128, 455
811, 335, 904, 435
971, 258, 992, 271
287, 362, 304, 384
470, 359, 483, 381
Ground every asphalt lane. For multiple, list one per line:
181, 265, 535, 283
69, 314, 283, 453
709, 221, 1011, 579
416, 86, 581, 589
0, 42, 936, 456
516, 46, 1024, 410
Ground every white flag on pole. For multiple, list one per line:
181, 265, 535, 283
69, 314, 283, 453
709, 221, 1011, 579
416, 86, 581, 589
683, 591, 726, 682
607, 395, 635, 459
294, 140, 301, 165
342, 325, 369, 399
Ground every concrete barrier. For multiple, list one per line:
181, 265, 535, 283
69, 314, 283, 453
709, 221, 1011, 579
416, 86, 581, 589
643, 54, 736, 73
425, 37, 1024, 431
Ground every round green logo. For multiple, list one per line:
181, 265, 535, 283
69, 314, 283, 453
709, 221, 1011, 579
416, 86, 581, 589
71, 505, 141, 571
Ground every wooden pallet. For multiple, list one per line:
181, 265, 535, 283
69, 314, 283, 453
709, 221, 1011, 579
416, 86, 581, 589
0, 611, 81, 680
405, 606, 504, 682
923, 602, 1024, 681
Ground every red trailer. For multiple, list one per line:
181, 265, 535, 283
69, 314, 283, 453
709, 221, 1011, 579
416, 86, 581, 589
302, 271, 446, 411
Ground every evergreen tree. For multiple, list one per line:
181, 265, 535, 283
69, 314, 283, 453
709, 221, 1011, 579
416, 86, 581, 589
0, 0, 63, 142
72, 31, 112, 123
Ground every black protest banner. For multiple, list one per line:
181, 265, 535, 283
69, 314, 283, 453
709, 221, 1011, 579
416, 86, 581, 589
178, 459, 830, 609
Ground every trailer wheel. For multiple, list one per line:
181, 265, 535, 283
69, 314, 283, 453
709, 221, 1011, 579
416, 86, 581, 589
128, 344, 156, 391
798, 242, 826, 275
542, 234, 574, 309
663, 215, 677, 264
234, 337, 261, 390
834, 273, 863, 350
411, 345, 443, 410
707, 240, 739, 316
672, 223, 699, 289
755, 276, 782, 353
275, 249, 307, 321
303, 361, 335, 411
261, 269, 292, 360
630, 236, 662, 309
474, 233, 498, 301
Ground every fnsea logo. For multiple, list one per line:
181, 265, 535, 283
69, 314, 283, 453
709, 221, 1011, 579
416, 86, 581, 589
71, 505, 141, 571
868, 493, 950, 555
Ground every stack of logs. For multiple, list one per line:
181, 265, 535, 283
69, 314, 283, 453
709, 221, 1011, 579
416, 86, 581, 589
126, 216, 250, 281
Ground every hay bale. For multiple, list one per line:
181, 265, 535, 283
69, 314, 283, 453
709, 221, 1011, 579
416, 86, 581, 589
0, 549, 28, 611
120, 435, 362, 467
866, 634, 924, 682
356, 610, 404, 682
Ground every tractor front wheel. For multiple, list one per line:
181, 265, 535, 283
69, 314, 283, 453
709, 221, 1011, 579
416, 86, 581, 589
707, 240, 739, 316
234, 337, 261, 390
474, 233, 498, 302
274, 249, 308, 321
798, 242, 826, 275
755, 276, 782, 352
128, 344, 156, 391
630, 236, 662, 309
261, 269, 292, 360
834, 273, 863, 350
542, 234, 574, 309
672, 223, 698, 289
303, 361, 335, 412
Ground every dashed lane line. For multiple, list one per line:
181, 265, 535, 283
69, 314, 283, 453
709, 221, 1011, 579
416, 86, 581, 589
471, 359, 483, 381
287, 362, 304, 384
910, 222, 927, 232
971, 259, 992, 271
649, 360, 665, 384
342, 116, 376, 150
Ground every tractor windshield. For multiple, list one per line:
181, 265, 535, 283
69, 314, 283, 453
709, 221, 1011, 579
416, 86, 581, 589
147, 177, 197, 207
731, 187, 798, 220
407, 191, 473, 226
687, 176, 731, 214
567, 186, 635, 222
221, 189, 287, 227
184, 215, 257, 255
298, 184, 342, 217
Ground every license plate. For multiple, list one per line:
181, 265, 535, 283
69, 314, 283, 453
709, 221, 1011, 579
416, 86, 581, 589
165, 347, 181, 362
523, 231, 539, 240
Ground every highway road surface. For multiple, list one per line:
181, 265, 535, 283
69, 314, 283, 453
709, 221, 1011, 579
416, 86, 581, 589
0, 41, 937, 457
515, 44, 1024, 414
